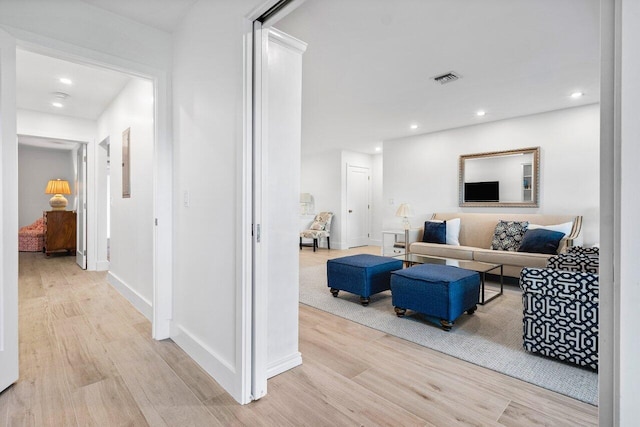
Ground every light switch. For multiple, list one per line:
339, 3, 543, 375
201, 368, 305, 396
183, 190, 190, 207
389, 198, 394, 205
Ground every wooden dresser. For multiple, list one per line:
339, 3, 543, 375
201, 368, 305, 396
43, 211, 76, 256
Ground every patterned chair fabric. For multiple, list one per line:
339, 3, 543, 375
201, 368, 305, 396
19, 217, 45, 252
547, 251, 599, 274
519, 266, 599, 370
300, 211, 333, 251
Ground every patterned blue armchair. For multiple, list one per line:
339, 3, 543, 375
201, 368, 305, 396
519, 247, 599, 370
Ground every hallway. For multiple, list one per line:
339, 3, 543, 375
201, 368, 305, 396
2, 253, 235, 425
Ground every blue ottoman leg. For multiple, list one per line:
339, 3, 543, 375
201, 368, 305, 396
360, 296, 370, 306
330, 288, 339, 297
394, 306, 406, 317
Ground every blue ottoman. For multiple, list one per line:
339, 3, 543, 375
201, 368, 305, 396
327, 254, 403, 306
391, 264, 480, 331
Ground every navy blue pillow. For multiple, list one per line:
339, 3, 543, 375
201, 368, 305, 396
517, 228, 565, 254
422, 221, 446, 244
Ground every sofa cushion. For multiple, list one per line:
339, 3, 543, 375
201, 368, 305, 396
518, 228, 566, 255
428, 218, 461, 245
410, 242, 474, 260
490, 220, 529, 251
473, 248, 550, 269
422, 221, 446, 244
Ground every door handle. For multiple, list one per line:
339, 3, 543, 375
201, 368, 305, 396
348, 210, 353, 213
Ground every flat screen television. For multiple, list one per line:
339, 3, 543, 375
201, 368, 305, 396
464, 181, 499, 202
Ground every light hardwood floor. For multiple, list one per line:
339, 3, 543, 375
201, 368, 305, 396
0, 250, 597, 426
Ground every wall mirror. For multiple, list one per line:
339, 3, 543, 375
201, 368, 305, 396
459, 147, 540, 207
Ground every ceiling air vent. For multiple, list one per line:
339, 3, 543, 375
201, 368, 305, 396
432, 72, 460, 85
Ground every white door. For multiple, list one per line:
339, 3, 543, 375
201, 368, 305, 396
0, 27, 19, 393
346, 165, 370, 248
76, 143, 87, 269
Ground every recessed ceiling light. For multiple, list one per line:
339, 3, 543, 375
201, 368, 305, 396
375, 147, 382, 152
52, 102, 63, 108
571, 92, 584, 99
476, 110, 486, 117
59, 78, 73, 85
410, 124, 418, 130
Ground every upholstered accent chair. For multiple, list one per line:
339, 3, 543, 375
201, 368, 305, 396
300, 211, 333, 252
519, 247, 599, 370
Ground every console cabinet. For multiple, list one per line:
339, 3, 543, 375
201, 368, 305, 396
44, 211, 76, 256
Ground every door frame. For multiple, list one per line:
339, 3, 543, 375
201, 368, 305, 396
12, 32, 173, 340
0, 26, 19, 393
244, 0, 307, 403
345, 164, 371, 248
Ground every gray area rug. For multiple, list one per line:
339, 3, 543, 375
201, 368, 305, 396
299, 264, 598, 405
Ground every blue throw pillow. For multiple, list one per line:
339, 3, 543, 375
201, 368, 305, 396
518, 228, 566, 254
422, 221, 446, 244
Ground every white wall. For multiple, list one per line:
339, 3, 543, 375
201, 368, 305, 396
619, 0, 640, 422
18, 144, 74, 227
17, 109, 96, 143
383, 104, 600, 245
97, 78, 154, 319
300, 150, 341, 246
171, 0, 264, 404
370, 153, 383, 245
0, 0, 171, 71
300, 150, 380, 249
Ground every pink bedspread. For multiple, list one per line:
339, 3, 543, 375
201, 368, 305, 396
19, 217, 44, 252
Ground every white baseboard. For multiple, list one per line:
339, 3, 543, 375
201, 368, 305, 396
172, 325, 244, 403
267, 352, 302, 379
107, 271, 152, 321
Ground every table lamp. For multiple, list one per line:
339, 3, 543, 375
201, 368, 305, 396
45, 179, 71, 211
395, 203, 413, 230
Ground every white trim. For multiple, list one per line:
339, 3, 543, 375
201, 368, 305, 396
267, 352, 302, 378
268, 27, 307, 53
599, 0, 616, 424
107, 272, 152, 321
172, 325, 240, 400
250, 19, 269, 402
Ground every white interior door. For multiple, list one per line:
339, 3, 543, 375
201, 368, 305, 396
346, 165, 370, 248
0, 27, 19, 393
76, 143, 87, 269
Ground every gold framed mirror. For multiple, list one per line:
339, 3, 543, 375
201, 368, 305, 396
459, 147, 540, 207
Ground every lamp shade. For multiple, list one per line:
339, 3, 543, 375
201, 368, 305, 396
45, 179, 71, 211
395, 203, 413, 218
300, 193, 313, 203
45, 179, 71, 195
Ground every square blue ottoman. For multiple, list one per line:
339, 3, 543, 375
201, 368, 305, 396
391, 264, 480, 331
327, 254, 403, 306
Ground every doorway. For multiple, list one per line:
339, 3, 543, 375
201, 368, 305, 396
346, 164, 370, 248
11, 41, 173, 337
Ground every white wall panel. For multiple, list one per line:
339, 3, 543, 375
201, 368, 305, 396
264, 28, 305, 378
97, 78, 154, 316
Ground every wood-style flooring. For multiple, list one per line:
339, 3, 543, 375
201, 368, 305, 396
0, 249, 598, 426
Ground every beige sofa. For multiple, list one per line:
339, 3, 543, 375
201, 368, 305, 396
409, 212, 583, 278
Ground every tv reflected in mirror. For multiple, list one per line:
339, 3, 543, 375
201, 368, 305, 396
464, 181, 499, 202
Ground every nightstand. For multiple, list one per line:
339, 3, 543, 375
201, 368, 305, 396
44, 210, 76, 256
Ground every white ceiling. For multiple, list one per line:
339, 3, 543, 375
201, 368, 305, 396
15, 1, 601, 156
78, 0, 198, 33
275, 0, 601, 155
18, 135, 80, 151
16, 49, 132, 121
